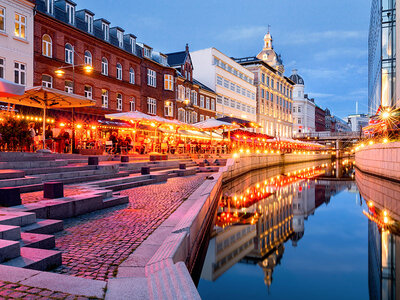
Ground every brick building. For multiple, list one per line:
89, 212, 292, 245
315, 105, 326, 132
166, 45, 216, 123
34, 0, 175, 120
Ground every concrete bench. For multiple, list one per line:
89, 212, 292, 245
0, 187, 21, 207
88, 157, 99, 166
43, 182, 64, 199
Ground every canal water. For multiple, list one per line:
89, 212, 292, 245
197, 159, 394, 300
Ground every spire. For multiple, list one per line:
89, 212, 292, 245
185, 43, 189, 53
264, 26, 273, 50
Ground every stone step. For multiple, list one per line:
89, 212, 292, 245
106, 179, 156, 191
56, 171, 129, 185
20, 232, 55, 249
0, 225, 21, 241
24, 165, 97, 175
0, 176, 42, 188
0, 212, 36, 227
88, 174, 152, 188
102, 195, 129, 209
0, 170, 25, 180
22, 219, 63, 235
2, 247, 61, 271
0, 160, 68, 170
0, 239, 20, 263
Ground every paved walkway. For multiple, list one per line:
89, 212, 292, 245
0, 280, 98, 299
21, 187, 91, 205
52, 174, 207, 281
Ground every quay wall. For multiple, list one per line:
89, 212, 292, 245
355, 142, 400, 181
126, 152, 333, 299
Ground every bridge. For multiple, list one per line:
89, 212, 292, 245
295, 131, 364, 156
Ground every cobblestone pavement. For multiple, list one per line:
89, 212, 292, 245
21, 187, 91, 205
0, 281, 100, 299
52, 174, 207, 281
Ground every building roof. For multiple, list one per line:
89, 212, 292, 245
289, 69, 304, 85
166, 51, 187, 67
193, 78, 215, 94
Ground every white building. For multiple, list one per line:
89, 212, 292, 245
0, 0, 34, 87
346, 114, 369, 132
289, 70, 315, 136
191, 48, 257, 122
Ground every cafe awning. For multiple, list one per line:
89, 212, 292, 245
194, 119, 239, 130
0, 78, 25, 97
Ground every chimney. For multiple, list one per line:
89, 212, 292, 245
185, 43, 189, 53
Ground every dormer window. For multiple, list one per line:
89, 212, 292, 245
143, 47, 152, 58
45, 0, 54, 14
160, 55, 167, 66
66, 3, 75, 25
130, 37, 136, 53
102, 22, 109, 41
117, 30, 123, 48
85, 13, 93, 34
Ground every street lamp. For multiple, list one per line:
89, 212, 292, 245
54, 46, 93, 153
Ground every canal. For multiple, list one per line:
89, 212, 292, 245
196, 159, 395, 300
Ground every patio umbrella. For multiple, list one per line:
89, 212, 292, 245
0, 78, 25, 97
194, 119, 239, 144
0, 86, 95, 150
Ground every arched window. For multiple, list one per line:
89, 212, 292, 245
42, 34, 52, 58
116, 63, 122, 80
101, 57, 108, 76
42, 74, 52, 88
117, 93, 122, 110
84, 51, 92, 66
129, 68, 135, 84
178, 108, 185, 123
130, 98, 135, 112
65, 43, 74, 64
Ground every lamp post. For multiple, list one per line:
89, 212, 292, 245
55, 46, 93, 153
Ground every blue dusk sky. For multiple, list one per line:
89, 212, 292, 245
83, 0, 370, 119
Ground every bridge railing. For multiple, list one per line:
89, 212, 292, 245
295, 131, 364, 139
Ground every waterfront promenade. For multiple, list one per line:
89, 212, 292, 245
0, 152, 331, 299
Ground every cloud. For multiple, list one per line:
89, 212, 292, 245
307, 92, 335, 98
218, 25, 269, 41
314, 48, 368, 61
281, 30, 367, 45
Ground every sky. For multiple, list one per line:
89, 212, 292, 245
83, 0, 370, 119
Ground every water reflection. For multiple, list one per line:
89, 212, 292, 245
357, 170, 400, 300
200, 160, 356, 290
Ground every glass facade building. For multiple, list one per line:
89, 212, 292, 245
368, 0, 396, 115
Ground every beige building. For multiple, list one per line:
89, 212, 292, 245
235, 32, 294, 137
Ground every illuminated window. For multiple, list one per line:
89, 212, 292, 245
164, 101, 173, 117
14, 13, 26, 39
102, 89, 108, 108
65, 80, 73, 93
42, 34, 52, 58
164, 74, 174, 91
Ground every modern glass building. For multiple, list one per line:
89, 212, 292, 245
368, 0, 396, 115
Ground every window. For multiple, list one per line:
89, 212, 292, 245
117, 93, 122, 111
178, 85, 185, 100
147, 98, 156, 115
211, 99, 215, 110
130, 98, 135, 111
117, 30, 123, 48
144, 47, 152, 58
230, 99, 235, 108
298, 118, 302, 124
236, 102, 241, 110
164, 101, 173, 117
66, 3, 75, 25
65, 44, 74, 64
0, 7, 4, 32
185, 88, 190, 100
230, 82, 235, 91
261, 88, 265, 99
130, 37, 136, 53
191, 91, 197, 105
192, 112, 197, 123
223, 97, 229, 106
298, 107, 301, 113
241, 87, 246, 96
178, 108, 185, 122
236, 85, 241, 94
200, 115, 205, 122
0, 58, 4, 78
261, 73, 265, 83
42, 34, 52, 58
129, 68, 135, 84
84, 85, 92, 99
102, 22, 109, 41
223, 79, 229, 89
14, 13, 26, 39
102, 89, 108, 108
216, 95, 222, 104
216, 76, 223, 86
101, 57, 108, 75
84, 51, 92, 66
147, 69, 156, 87
65, 80, 73, 93
116, 63, 122, 80
85, 13, 93, 33
200, 95, 204, 108
42, 74, 52, 88
164, 74, 173, 91
213, 57, 219, 65
45, 0, 54, 15
14, 62, 25, 85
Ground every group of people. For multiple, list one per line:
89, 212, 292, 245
107, 132, 132, 154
